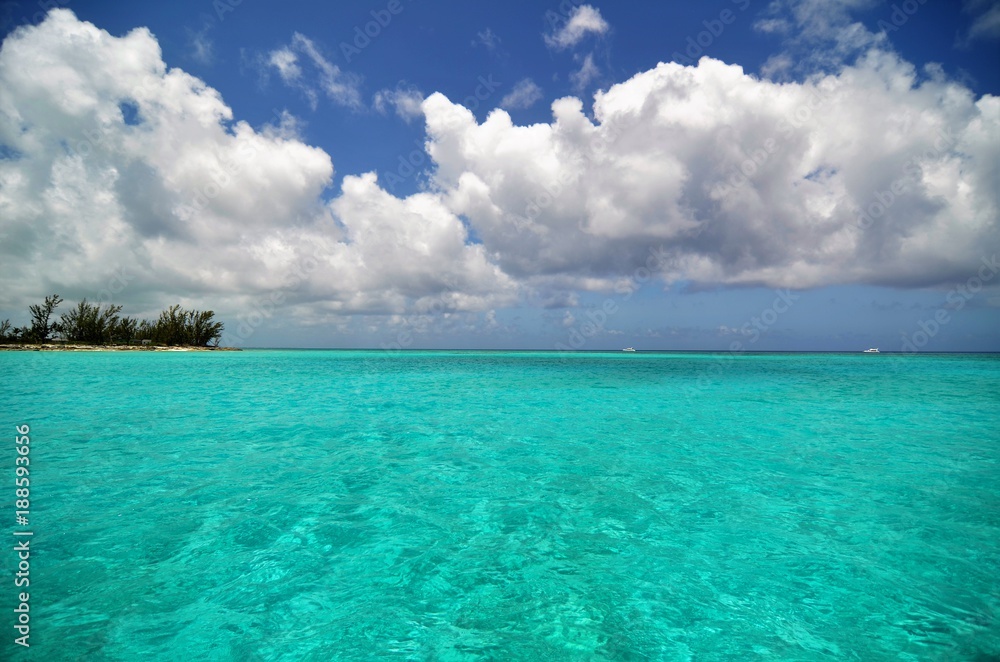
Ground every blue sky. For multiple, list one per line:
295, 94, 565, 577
0, 0, 998, 350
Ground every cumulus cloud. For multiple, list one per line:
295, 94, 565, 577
266, 33, 362, 110
544, 5, 609, 50
327, 173, 516, 312
500, 79, 543, 110
426, 54, 999, 291
0, 12, 332, 305
0, 10, 513, 329
2, 9, 998, 343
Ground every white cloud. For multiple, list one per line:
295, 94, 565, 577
266, 33, 362, 110
268, 47, 300, 82
500, 79, 543, 110
373, 84, 425, 122
474, 28, 501, 51
0, 10, 512, 329
755, 0, 887, 78
962, 0, 1000, 43
760, 53, 794, 79
970, 5, 1000, 39
0, 11, 335, 306
425, 53, 1000, 291
544, 5, 609, 50
327, 173, 517, 312
186, 25, 214, 65
2, 9, 998, 343
753, 18, 791, 35
570, 54, 600, 91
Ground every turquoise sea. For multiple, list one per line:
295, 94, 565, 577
2, 350, 999, 660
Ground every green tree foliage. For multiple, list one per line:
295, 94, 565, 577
115, 316, 139, 344
139, 305, 224, 346
151, 304, 188, 345
27, 294, 62, 343
57, 299, 124, 344
6, 297, 224, 347
0, 319, 15, 342
186, 310, 225, 347
137, 319, 155, 343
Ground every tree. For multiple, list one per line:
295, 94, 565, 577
154, 304, 188, 345
137, 319, 155, 344
96, 304, 123, 344
113, 316, 138, 344
142, 306, 224, 346
10, 298, 226, 347
58, 299, 123, 344
27, 294, 62, 343
186, 309, 224, 346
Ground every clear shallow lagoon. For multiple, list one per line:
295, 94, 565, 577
2, 350, 999, 660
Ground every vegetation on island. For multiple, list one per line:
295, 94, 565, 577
0, 295, 225, 347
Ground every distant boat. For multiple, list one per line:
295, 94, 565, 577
622, 347, 636, 352
863, 348, 880, 353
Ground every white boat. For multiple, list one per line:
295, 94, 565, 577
622, 347, 636, 352
863, 348, 879, 353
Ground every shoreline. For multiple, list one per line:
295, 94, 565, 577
0, 343, 241, 352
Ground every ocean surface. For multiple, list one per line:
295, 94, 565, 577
2, 349, 998, 660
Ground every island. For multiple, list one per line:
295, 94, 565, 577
0, 294, 238, 350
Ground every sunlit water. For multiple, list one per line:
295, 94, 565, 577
2, 350, 998, 660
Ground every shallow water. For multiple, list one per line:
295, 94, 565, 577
2, 350, 998, 659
